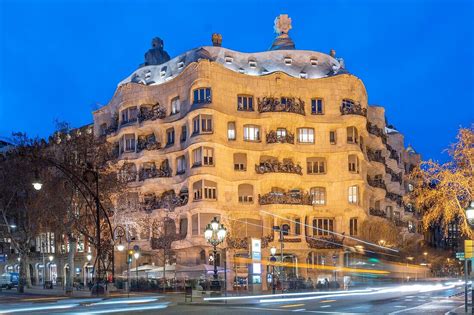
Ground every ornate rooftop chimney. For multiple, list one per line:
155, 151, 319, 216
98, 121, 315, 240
141, 37, 171, 67
269, 14, 295, 51
211, 33, 222, 47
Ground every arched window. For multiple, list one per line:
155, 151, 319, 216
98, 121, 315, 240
238, 184, 254, 203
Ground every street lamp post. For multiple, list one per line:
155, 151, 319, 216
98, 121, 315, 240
134, 251, 140, 290
114, 225, 134, 296
270, 246, 277, 294
204, 217, 227, 291
464, 201, 474, 313
272, 225, 287, 294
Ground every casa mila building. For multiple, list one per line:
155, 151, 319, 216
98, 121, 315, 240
93, 15, 421, 290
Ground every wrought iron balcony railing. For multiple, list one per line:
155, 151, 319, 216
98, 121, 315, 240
386, 192, 403, 206
255, 158, 302, 175
369, 207, 386, 218
141, 189, 188, 212
136, 135, 161, 152
306, 235, 344, 249
367, 148, 386, 164
367, 176, 386, 190
257, 97, 305, 115
258, 190, 312, 205
266, 130, 295, 144
340, 103, 367, 117
137, 104, 166, 122
367, 122, 387, 144
138, 166, 172, 181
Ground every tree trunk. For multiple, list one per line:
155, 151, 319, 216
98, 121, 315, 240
17, 253, 26, 293
25, 255, 32, 288
65, 238, 77, 294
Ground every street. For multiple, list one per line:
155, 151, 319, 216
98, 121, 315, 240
0, 282, 468, 314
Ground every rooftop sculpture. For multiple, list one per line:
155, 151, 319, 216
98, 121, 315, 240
141, 37, 170, 67
270, 14, 295, 50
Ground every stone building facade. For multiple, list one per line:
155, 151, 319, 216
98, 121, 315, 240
93, 16, 421, 290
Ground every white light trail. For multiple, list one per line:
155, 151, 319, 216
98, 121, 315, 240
0, 303, 79, 313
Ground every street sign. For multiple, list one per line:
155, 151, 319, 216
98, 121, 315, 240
465, 240, 473, 259
456, 252, 465, 259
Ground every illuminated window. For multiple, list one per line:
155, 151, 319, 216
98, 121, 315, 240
244, 125, 260, 141
310, 187, 326, 205
298, 128, 314, 143
121, 134, 135, 153
171, 97, 180, 115
348, 185, 359, 204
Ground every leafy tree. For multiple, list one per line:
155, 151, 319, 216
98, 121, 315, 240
408, 126, 473, 236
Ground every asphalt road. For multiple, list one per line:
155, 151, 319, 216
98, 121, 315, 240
0, 283, 468, 314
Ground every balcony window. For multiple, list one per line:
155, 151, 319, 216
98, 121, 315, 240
228, 122, 236, 140
310, 187, 326, 205
276, 128, 287, 140
120, 106, 138, 125
193, 87, 212, 104
233, 153, 247, 171
238, 95, 254, 111
192, 147, 214, 166
348, 185, 359, 204
238, 184, 254, 203
347, 126, 358, 144
307, 158, 326, 174
180, 125, 187, 142
311, 99, 324, 115
329, 130, 337, 144
295, 218, 301, 235
121, 134, 136, 153
350, 218, 358, 236
193, 180, 217, 201
176, 155, 186, 175
348, 155, 359, 173
312, 218, 334, 236
171, 97, 180, 115
244, 125, 260, 141
166, 128, 175, 146
192, 114, 213, 135
298, 128, 314, 143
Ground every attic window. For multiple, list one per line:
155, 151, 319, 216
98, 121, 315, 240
284, 57, 292, 65
262, 68, 269, 74
300, 72, 307, 79
238, 68, 245, 74
248, 60, 257, 68
145, 70, 151, 79
225, 56, 233, 64
310, 58, 318, 66
177, 61, 185, 69
160, 67, 166, 77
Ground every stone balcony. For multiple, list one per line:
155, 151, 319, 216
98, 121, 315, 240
138, 165, 172, 181
258, 190, 312, 205
266, 130, 295, 144
339, 103, 367, 117
255, 158, 302, 175
137, 104, 166, 122
136, 135, 161, 152
386, 143, 400, 163
367, 122, 387, 144
257, 97, 305, 115
367, 148, 386, 164
367, 176, 386, 190
141, 189, 188, 212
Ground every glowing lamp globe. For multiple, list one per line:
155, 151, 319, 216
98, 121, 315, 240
217, 224, 227, 240
204, 225, 213, 240
270, 246, 277, 256
210, 217, 219, 231
48, 255, 54, 262
86, 254, 92, 262
32, 182, 43, 191
117, 244, 125, 252
133, 252, 140, 259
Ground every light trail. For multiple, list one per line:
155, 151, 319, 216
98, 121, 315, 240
0, 303, 79, 313
71, 303, 169, 314
92, 297, 159, 305
204, 288, 375, 301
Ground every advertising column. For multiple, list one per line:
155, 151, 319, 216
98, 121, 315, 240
249, 238, 262, 292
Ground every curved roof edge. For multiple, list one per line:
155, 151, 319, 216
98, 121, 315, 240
118, 46, 349, 88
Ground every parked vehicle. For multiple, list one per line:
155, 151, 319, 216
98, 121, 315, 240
0, 272, 19, 289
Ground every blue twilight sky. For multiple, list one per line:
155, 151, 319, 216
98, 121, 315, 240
0, 0, 472, 162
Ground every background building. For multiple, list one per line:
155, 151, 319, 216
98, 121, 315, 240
92, 15, 422, 290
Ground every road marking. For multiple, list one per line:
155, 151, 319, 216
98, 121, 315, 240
281, 304, 305, 308
320, 300, 336, 303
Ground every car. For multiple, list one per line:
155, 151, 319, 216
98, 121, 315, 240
0, 272, 19, 289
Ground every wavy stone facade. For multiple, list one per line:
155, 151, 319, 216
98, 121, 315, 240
93, 36, 420, 289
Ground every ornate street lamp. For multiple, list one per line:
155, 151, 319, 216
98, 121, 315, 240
87, 254, 92, 262
270, 246, 277, 294
204, 217, 227, 291
117, 243, 125, 252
